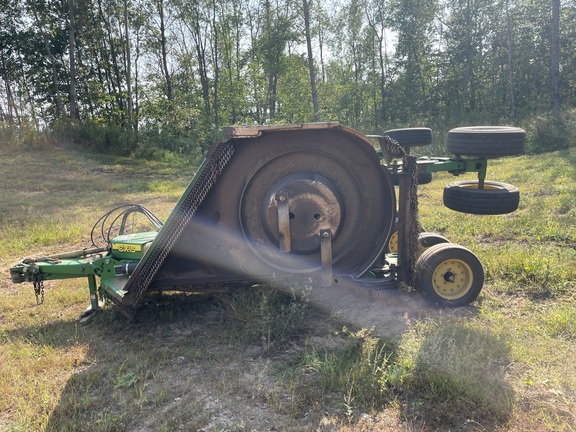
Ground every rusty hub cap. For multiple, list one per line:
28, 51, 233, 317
264, 174, 343, 254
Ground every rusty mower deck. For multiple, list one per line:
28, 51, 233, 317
10, 123, 524, 320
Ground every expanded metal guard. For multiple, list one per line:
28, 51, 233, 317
115, 142, 235, 317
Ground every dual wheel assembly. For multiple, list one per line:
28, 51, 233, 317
385, 126, 524, 306
404, 232, 483, 307
387, 229, 483, 307
443, 126, 523, 215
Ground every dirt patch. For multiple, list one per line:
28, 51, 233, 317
120, 283, 467, 432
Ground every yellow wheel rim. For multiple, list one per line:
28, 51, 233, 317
432, 258, 474, 300
388, 230, 398, 253
461, 183, 506, 191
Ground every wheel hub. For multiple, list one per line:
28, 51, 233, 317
263, 175, 343, 254
432, 259, 473, 299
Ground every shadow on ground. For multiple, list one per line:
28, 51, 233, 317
6, 288, 515, 431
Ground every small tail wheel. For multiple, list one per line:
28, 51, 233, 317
443, 180, 520, 215
386, 220, 433, 254
447, 126, 525, 157
387, 228, 399, 254
417, 232, 450, 257
414, 243, 484, 307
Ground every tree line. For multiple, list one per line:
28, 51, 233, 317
0, 0, 574, 155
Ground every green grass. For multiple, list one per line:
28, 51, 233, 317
0, 144, 575, 431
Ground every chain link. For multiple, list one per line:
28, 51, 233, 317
379, 135, 407, 160
33, 274, 45, 305
380, 135, 421, 289
404, 154, 420, 288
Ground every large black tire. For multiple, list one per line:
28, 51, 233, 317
447, 126, 525, 157
384, 128, 432, 148
151, 126, 396, 293
414, 243, 484, 307
443, 180, 520, 215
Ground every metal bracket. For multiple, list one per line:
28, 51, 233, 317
276, 193, 291, 252
319, 229, 333, 287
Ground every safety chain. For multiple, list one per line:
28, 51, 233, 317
379, 135, 407, 161
380, 135, 421, 289
404, 154, 420, 287
33, 274, 45, 305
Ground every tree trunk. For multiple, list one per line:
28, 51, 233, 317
98, 0, 123, 111
506, 0, 515, 120
316, 1, 326, 83
366, 8, 389, 125
1, 65, 21, 125
550, 0, 560, 114
124, 0, 133, 126
188, 16, 211, 117
212, 0, 219, 128
158, 0, 173, 104
303, 0, 319, 120
30, 1, 64, 120
134, 22, 142, 130
68, 0, 78, 121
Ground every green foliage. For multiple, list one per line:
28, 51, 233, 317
523, 111, 576, 154
1, 0, 575, 156
391, 0, 439, 122
135, 127, 206, 162
52, 121, 138, 156
275, 55, 315, 123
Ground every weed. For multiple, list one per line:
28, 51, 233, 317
113, 371, 139, 390
95, 407, 126, 432
540, 303, 576, 341
217, 285, 310, 349
286, 328, 397, 418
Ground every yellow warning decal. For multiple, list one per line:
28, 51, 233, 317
112, 243, 142, 254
